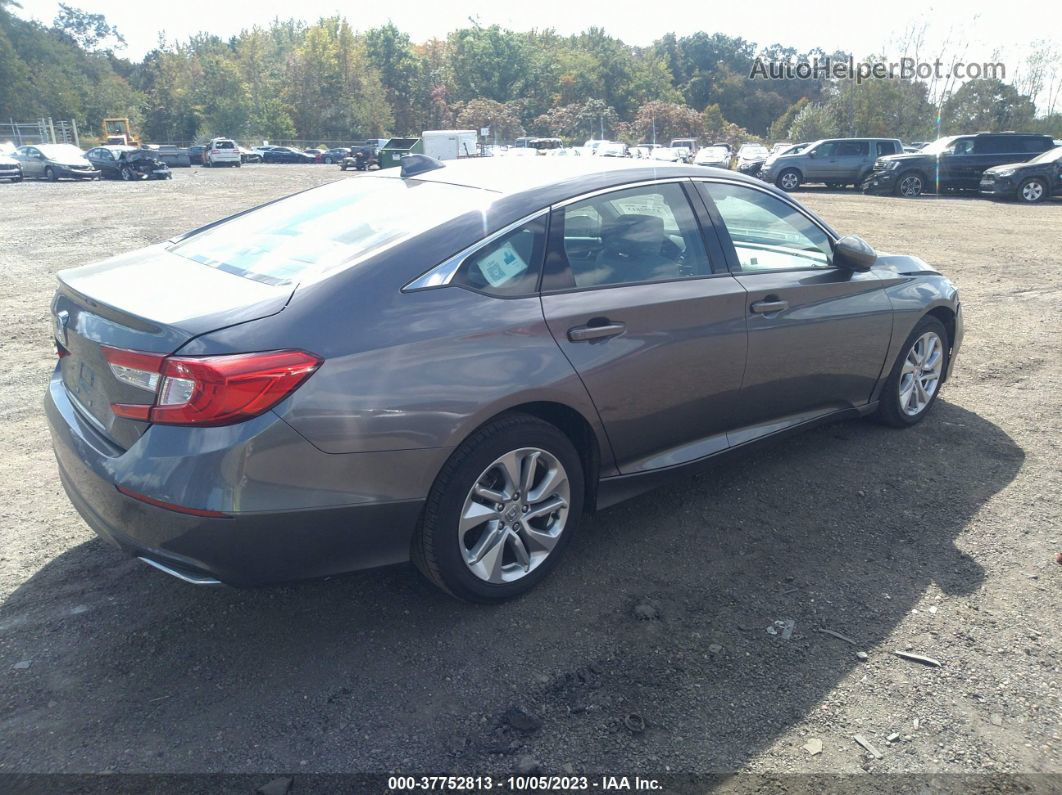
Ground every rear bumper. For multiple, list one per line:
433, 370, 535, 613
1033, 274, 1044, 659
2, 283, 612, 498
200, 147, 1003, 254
45, 371, 435, 585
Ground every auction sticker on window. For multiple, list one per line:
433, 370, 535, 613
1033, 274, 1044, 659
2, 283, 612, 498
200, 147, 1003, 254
478, 241, 528, 286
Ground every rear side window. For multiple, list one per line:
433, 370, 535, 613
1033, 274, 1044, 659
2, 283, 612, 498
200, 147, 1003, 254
1022, 137, 1052, 153
171, 178, 494, 285
975, 137, 1017, 154
452, 217, 546, 297
836, 141, 869, 156
876, 141, 897, 156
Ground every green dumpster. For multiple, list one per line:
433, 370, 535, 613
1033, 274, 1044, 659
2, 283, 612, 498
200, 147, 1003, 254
377, 137, 423, 169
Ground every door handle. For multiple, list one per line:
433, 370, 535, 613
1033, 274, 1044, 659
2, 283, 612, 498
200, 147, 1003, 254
750, 299, 788, 314
567, 322, 626, 342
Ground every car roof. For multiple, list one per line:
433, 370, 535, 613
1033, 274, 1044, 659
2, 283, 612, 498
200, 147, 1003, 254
376, 157, 757, 196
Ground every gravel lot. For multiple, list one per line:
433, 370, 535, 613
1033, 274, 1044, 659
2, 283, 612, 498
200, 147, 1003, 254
0, 165, 1059, 783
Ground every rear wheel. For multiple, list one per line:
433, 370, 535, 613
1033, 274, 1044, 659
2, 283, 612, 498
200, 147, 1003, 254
874, 316, 948, 427
776, 169, 801, 191
895, 171, 924, 197
412, 413, 583, 602
1019, 177, 1046, 203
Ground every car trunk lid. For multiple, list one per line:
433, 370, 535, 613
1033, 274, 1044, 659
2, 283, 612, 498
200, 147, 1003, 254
53, 244, 294, 449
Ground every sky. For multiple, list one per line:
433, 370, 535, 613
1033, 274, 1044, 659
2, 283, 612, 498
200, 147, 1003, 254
13, 0, 1062, 67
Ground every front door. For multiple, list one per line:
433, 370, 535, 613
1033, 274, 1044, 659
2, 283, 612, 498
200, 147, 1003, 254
695, 180, 893, 438
540, 181, 748, 474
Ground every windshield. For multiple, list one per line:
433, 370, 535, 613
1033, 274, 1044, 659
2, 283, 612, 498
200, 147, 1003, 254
171, 178, 495, 285
920, 137, 959, 155
739, 145, 768, 158
700, 147, 729, 158
1030, 146, 1062, 164
38, 144, 86, 161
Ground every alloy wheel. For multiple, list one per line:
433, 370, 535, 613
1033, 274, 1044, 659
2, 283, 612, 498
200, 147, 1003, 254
899, 175, 923, 197
898, 331, 943, 416
779, 172, 799, 190
1021, 180, 1044, 203
459, 447, 570, 584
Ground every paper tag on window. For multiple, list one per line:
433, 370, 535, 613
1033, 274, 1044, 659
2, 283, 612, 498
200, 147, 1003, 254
478, 241, 528, 287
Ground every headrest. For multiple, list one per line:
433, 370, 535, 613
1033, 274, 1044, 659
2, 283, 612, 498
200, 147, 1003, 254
602, 213, 666, 255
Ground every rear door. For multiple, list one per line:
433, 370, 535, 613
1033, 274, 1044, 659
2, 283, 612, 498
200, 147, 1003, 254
694, 180, 893, 438
540, 180, 748, 474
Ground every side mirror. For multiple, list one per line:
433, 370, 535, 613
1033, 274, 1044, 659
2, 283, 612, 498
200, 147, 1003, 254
833, 235, 877, 271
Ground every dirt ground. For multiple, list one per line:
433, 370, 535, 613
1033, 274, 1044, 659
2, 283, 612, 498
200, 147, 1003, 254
0, 165, 1058, 784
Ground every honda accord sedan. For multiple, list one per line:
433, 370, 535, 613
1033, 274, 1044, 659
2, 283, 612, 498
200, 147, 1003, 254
46, 156, 962, 601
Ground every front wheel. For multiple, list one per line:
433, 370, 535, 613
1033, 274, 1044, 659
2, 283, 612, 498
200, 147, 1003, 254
776, 169, 801, 191
120, 167, 134, 181
45, 167, 57, 182
895, 172, 924, 197
1019, 177, 1046, 203
412, 414, 583, 602
874, 316, 949, 427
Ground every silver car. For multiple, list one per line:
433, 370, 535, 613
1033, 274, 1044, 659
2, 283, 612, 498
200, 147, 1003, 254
762, 138, 903, 191
46, 156, 962, 601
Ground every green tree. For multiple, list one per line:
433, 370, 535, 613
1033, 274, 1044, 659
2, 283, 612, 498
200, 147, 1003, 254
456, 99, 522, 140
787, 102, 838, 142
940, 78, 1036, 134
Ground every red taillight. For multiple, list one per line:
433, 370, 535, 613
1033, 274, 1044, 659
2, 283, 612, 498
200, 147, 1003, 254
102, 347, 322, 426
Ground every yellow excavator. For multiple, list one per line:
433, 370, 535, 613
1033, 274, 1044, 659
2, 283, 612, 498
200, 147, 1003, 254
102, 118, 139, 147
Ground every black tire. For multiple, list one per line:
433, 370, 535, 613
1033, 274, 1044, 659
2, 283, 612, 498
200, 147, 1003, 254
120, 167, 133, 181
895, 171, 925, 197
776, 168, 801, 191
412, 413, 584, 603
234, 161, 241, 168
45, 166, 57, 182
1018, 177, 1047, 203
874, 315, 949, 428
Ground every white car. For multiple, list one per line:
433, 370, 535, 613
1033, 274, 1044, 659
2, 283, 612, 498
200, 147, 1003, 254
694, 146, 732, 168
0, 149, 21, 182
650, 147, 682, 162
598, 142, 628, 158
204, 138, 241, 167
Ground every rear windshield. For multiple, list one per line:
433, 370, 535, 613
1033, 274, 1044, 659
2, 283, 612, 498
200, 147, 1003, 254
170, 177, 493, 285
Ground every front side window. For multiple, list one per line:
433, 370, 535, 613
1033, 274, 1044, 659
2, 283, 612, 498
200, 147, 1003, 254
812, 142, 836, 157
451, 217, 546, 296
551, 183, 712, 289
699, 183, 832, 273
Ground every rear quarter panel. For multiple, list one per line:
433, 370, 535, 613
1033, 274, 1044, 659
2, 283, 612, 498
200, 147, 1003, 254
178, 221, 616, 473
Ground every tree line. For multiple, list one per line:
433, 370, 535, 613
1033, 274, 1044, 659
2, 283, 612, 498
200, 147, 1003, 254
1, 1, 1059, 147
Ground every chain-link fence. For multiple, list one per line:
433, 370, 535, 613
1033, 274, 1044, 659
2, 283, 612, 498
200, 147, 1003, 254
1, 118, 80, 147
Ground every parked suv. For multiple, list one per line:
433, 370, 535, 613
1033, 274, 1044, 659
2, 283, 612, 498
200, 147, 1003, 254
863, 133, 1055, 197
979, 145, 1062, 203
204, 138, 241, 167
762, 138, 902, 191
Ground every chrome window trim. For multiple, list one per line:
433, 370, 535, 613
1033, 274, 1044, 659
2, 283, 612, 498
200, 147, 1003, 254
551, 177, 692, 209
402, 208, 550, 292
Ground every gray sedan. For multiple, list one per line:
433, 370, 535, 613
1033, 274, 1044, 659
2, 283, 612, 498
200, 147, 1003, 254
45, 156, 962, 601
13, 144, 100, 181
